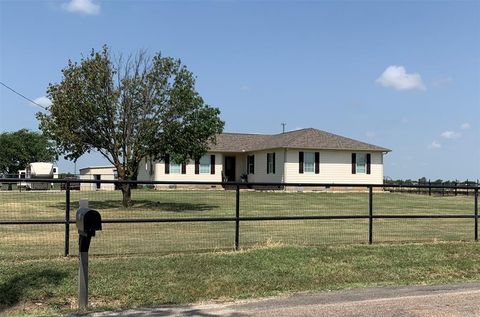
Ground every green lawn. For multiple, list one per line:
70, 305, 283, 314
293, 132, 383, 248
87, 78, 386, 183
0, 189, 476, 259
1, 189, 479, 316
1, 242, 480, 316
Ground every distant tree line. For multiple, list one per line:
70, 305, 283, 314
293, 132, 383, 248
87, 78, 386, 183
385, 177, 479, 186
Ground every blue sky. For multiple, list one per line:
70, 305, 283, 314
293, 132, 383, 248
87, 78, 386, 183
0, 0, 479, 180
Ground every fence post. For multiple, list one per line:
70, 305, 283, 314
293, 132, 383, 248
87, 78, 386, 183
428, 180, 431, 196
235, 184, 240, 250
65, 181, 71, 257
369, 186, 373, 244
475, 188, 478, 242
455, 182, 458, 196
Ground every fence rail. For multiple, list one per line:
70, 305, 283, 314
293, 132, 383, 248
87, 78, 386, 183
0, 178, 478, 258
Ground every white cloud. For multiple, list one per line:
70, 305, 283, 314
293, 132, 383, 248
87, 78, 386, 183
440, 130, 461, 139
240, 85, 251, 91
376, 65, 426, 91
62, 0, 100, 15
460, 123, 471, 130
31, 96, 52, 108
365, 131, 376, 139
428, 141, 442, 149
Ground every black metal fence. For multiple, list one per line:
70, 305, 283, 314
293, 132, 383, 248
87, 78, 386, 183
0, 178, 478, 259
384, 179, 480, 196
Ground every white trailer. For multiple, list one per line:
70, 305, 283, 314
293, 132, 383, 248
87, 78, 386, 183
22, 162, 58, 190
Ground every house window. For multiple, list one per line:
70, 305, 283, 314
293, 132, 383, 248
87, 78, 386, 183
170, 162, 181, 174
247, 155, 255, 174
199, 155, 210, 174
356, 153, 367, 174
304, 152, 315, 173
267, 152, 275, 174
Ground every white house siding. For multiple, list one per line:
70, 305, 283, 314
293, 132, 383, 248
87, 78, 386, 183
136, 149, 385, 186
245, 149, 284, 183
284, 149, 384, 184
153, 153, 224, 183
79, 166, 116, 191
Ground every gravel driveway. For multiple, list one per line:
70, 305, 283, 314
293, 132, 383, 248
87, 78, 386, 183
73, 283, 480, 317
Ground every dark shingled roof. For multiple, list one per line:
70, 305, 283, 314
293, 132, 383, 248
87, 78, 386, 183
210, 128, 391, 153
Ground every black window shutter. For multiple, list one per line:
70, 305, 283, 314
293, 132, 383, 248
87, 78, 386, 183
351, 153, 356, 174
165, 154, 170, 174
195, 158, 200, 174
181, 163, 186, 174
366, 153, 371, 175
252, 155, 255, 174
315, 152, 320, 174
266, 154, 270, 174
210, 155, 215, 174
273, 152, 276, 174
299, 152, 304, 174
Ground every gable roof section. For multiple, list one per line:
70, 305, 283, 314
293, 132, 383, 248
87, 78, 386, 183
210, 128, 390, 153
211, 133, 270, 152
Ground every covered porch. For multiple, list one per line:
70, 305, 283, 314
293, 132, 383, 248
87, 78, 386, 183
222, 153, 247, 183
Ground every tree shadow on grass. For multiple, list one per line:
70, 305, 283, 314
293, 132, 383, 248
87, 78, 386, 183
0, 269, 69, 313
49, 200, 219, 213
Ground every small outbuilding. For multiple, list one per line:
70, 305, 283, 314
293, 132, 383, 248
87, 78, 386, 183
79, 166, 117, 191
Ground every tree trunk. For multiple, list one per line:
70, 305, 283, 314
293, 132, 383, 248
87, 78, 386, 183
121, 183, 132, 208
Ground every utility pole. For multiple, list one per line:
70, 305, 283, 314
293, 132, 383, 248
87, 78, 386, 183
281, 122, 286, 134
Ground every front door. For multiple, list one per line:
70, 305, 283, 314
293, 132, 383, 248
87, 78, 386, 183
95, 175, 101, 189
224, 156, 236, 182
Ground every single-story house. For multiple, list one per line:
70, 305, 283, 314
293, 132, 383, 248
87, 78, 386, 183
137, 128, 391, 185
79, 165, 117, 191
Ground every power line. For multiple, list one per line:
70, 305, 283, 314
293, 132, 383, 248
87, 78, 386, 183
0, 81, 48, 110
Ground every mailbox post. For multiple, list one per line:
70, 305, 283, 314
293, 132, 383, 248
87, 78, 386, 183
76, 200, 102, 311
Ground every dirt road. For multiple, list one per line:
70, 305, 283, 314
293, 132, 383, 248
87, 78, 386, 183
78, 283, 480, 317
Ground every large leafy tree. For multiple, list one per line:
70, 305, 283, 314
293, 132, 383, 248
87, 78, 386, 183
0, 129, 56, 176
37, 46, 224, 207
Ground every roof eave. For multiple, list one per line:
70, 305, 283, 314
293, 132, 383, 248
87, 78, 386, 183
210, 146, 391, 153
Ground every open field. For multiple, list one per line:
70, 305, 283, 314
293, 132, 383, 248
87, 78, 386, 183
1, 242, 480, 316
1, 189, 479, 316
0, 189, 476, 259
